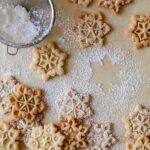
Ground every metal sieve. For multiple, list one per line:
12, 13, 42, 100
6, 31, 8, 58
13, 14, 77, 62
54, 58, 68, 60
0, 0, 55, 55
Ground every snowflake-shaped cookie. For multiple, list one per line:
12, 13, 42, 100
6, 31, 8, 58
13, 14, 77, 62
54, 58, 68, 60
56, 89, 93, 120
0, 76, 19, 114
122, 105, 150, 138
59, 116, 88, 149
126, 135, 150, 150
67, 0, 93, 7
87, 122, 117, 150
126, 13, 150, 48
98, 0, 132, 13
11, 114, 43, 137
0, 121, 20, 150
73, 12, 111, 48
30, 42, 68, 81
26, 123, 65, 150
8, 84, 45, 124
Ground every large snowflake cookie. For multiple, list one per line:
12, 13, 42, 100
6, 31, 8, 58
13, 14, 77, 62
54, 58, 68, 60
98, 0, 133, 14
126, 135, 150, 150
67, 0, 93, 7
73, 12, 111, 48
56, 88, 93, 120
0, 121, 20, 150
26, 123, 65, 150
59, 116, 88, 149
8, 84, 45, 124
126, 13, 150, 48
87, 122, 117, 150
122, 105, 150, 138
0, 76, 19, 114
30, 42, 68, 81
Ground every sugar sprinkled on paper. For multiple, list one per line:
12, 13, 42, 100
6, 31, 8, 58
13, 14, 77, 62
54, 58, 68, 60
0, 4, 39, 44
0, 9, 150, 150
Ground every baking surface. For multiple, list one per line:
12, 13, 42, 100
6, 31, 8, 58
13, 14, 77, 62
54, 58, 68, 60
0, 0, 150, 149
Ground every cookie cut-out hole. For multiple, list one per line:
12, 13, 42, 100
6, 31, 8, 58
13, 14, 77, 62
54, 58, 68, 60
90, 56, 121, 91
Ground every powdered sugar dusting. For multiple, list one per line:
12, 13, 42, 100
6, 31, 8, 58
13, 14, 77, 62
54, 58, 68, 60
0, 8, 150, 150
0, 5, 39, 44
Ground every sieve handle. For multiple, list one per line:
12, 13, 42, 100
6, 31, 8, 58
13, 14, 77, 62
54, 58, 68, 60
7, 46, 19, 56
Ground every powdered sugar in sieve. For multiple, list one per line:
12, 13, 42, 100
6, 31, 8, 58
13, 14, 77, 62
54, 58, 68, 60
0, 0, 54, 49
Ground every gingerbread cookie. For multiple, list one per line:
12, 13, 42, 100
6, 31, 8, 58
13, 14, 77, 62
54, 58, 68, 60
26, 123, 65, 150
0, 121, 20, 150
30, 42, 68, 81
58, 116, 88, 149
87, 122, 117, 150
67, 0, 93, 7
98, 0, 133, 14
73, 12, 111, 48
126, 13, 150, 48
8, 84, 45, 124
122, 105, 150, 139
56, 88, 93, 120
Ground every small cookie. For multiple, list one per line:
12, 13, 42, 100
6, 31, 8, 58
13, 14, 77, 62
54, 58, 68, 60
126, 13, 150, 48
67, 0, 93, 7
87, 122, 117, 150
56, 88, 93, 120
122, 105, 150, 139
73, 12, 111, 48
126, 135, 150, 150
10, 114, 43, 137
98, 0, 133, 14
8, 84, 45, 124
0, 121, 20, 150
30, 42, 68, 81
58, 116, 88, 149
0, 76, 20, 114
26, 123, 65, 150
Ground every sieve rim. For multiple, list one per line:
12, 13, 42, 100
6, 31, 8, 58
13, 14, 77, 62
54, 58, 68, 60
0, 0, 55, 49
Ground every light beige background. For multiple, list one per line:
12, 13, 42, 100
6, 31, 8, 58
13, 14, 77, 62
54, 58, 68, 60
0, 0, 150, 149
